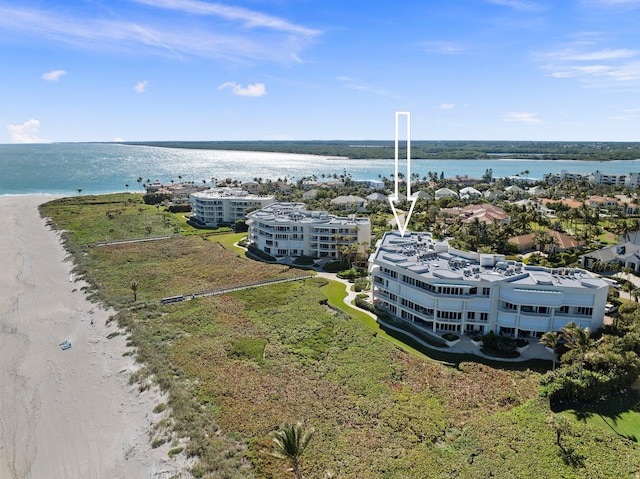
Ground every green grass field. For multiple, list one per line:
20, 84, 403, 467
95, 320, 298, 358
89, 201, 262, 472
558, 392, 640, 442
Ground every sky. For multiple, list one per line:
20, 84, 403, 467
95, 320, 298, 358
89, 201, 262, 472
2, 0, 640, 143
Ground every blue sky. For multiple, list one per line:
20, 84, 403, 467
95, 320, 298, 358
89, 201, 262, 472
1, 0, 640, 143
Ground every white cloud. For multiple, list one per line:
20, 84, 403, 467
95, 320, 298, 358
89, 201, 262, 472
41, 69, 66, 82
503, 112, 542, 123
439, 103, 455, 110
113, 137, 125, 142
539, 43, 640, 90
131, 0, 320, 36
7, 119, 49, 143
570, 49, 637, 61
134, 80, 148, 93
218, 82, 266, 97
0, 4, 320, 64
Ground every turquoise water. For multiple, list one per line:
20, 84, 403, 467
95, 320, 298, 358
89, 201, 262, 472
2, 143, 640, 196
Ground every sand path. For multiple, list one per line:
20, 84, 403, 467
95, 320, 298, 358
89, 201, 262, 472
0, 196, 185, 479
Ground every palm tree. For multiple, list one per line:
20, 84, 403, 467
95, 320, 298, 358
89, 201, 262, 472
622, 280, 634, 299
77, 188, 82, 196
269, 422, 314, 479
551, 414, 571, 448
560, 322, 592, 378
130, 280, 138, 302
533, 230, 557, 253
539, 331, 559, 370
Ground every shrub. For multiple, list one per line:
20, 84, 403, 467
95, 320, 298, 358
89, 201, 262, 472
151, 438, 166, 448
143, 193, 172, 205
167, 204, 191, 213
481, 332, 518, 356
168, 446, 184, 458
322, 261, 350, 273
354, 277, 371, 292
337, 267, 368, 282
355, 296, 376, 313
293, 255, 316, 265
247, 245, 276, 261
337, 268, 358, 281
234, 219, 248, 232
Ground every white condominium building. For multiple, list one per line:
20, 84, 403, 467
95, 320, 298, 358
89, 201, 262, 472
370, 231, 609, 339
247, 202, 371, 258
190, 188, 275, 227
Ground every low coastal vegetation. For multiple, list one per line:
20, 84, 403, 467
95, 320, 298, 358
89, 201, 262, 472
125, 139, 640, 161
40, 193, 640, 478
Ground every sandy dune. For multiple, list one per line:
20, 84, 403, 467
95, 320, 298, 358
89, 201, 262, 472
0, 196, 186, 479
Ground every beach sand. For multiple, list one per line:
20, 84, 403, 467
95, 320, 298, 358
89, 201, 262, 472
0, 196, 187, 479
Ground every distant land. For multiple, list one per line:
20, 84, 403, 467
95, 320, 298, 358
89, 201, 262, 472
123, 140, 640, 161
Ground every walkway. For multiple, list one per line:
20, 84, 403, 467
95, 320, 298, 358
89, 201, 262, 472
160, 274, 314, 304
90, 234, 179, 247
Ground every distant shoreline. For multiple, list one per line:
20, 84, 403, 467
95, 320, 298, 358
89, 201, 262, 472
123, 140, 640, 162
2, 143, 640, 197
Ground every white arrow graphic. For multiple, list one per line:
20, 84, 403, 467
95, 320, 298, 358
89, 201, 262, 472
388, 111, 418, 237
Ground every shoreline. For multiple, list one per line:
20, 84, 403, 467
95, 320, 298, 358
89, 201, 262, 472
0, 195, 188, 478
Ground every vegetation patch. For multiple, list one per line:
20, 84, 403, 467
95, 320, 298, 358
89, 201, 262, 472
322, 261, 350, 273
292, 255, 316, 265
38, 196, 640, 479
480, 331, 519, 358
228, 338, 267, 362
555, 391, 640, 442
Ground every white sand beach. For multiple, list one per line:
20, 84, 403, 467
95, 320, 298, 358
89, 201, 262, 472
0, 196, 185, 479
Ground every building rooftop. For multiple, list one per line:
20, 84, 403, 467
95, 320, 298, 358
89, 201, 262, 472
249, 202, 370, 225
191, 188, 273, 200
372, 231, 607, 289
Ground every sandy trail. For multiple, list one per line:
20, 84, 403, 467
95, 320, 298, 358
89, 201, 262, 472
0, 195, 187, 479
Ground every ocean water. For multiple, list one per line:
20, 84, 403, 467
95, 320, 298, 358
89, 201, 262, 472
2, 143, 640, 196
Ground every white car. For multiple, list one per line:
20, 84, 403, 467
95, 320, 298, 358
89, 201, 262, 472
605, 303, 618, 314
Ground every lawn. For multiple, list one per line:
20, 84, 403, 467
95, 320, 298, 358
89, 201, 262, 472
557, 391, 640, 442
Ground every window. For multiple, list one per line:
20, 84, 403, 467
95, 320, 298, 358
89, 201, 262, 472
383, 268, 398, 279
467, 311, 475, 320
577, 306, 593, 316
440, 324, 460, 332
482, 287, 491, 296
402, 275, 416, 286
